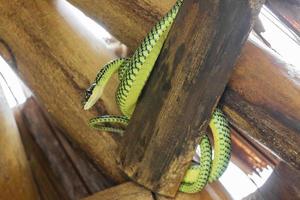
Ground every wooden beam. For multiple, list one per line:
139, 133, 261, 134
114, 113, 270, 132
82, 182, 154, 200
66, 0, 300, 169
157, 182, 233, 200
67, 0, 176, 52
0, 87, 39, 199
119, 0, 263, 196
222, 40, 300, 170
14, 105, 67, 200
0, 0, 299, 188
14, 97, 116, 199
0, 0, 125, 182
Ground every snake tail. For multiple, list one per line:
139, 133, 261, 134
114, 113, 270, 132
84, 58, 128, 110
179, 135, 212, 193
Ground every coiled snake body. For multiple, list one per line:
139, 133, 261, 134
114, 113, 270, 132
84, 0, 231, 193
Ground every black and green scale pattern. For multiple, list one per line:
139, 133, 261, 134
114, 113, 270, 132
179, 135, 212, 193
208, 108, 231, 182
89, 115, 129, 134
84, 0, 232, 194
116, 0, 184, 117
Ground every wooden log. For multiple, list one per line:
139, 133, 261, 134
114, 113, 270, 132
66, 0, 300, 169
0, 87, 39, 199
222, 40, 300, 170
119, 0, 263, 196
14, 106, 66, 200
82, 182, 154, 200
86, 180, 233, 200
0, 0, 125, 182
14, 97, 116, 199
156, 182, 233, 200
266, 0, 300, 37
67, 0, 176, 52
0, 0, 299, 187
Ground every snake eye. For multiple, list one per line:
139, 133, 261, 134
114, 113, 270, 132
84, 83, 96, 102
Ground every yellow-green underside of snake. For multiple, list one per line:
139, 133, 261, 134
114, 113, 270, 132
84, 0, 231, 194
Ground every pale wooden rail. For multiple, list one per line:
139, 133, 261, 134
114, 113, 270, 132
0, 86, 39, 199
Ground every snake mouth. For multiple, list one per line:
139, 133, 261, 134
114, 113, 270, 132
83, 83, 103, 110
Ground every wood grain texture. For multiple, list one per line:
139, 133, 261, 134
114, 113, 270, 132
222, 40, 300, 170
14, 97, 116, 199
14, 106, 65, 200
82, 182, 154, 200
0, 0, 299, 189
119, 0, 263, 196
0, 0, 125, 183
68, 0, 176, 52
67, 0, 300, 170
0, 87, 39, 200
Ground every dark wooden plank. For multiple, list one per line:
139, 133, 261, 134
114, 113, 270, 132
17, 98, 90, 199
82, 182, 154, 200
14, 107, 64, 200
0, 87, 39, 200
119, 0, 264, 197
53, 126, 116, 193
14, 97, 115, 199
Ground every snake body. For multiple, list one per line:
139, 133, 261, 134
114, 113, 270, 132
84, 0, 231, 193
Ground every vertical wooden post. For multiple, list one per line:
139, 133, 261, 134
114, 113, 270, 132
0, 87, 39, 199
119, 0, 264, 196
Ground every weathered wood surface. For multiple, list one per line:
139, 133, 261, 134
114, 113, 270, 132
82, 182, 154, 200
66, 0, 300, 169
222, 40, 300, 170
157, 182, 233, 200
14, 97, 115, 200
119, 0, 263, 196
0, 87, 39, 200
0, 0, 126, 182
14, 106, 66, 200
266, 0, 300, 37
0, 0, 299, 186
84, 181, 233, 200
67, 0, 175, 52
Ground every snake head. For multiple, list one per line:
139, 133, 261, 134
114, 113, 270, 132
83, 82, 103, 110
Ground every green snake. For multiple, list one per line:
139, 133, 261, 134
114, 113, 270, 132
84, 0, 231, 193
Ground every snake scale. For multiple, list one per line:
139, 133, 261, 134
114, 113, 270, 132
84, 0, 231, 193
